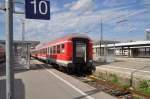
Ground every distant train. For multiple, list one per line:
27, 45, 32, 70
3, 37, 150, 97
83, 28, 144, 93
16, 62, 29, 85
0, 44, 5, 63
31, 35, 95, 74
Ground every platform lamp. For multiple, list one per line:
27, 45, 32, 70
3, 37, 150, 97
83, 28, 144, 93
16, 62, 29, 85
0, 1, 24, 99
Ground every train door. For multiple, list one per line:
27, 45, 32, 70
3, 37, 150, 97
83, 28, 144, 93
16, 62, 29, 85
73, 38, 88, 64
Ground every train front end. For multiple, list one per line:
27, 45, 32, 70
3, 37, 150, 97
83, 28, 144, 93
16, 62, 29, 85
69, 37, 95, 74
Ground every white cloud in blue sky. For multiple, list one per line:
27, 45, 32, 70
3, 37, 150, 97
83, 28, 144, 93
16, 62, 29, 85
0, 0, 150, 42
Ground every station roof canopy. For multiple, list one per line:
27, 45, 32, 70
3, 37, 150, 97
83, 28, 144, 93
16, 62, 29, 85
93, 40, 120, 45
0, 40, 40, 48
93, 40, 150, 48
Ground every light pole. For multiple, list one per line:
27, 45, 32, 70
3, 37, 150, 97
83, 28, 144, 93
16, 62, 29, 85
22, 19, 25, 41
0, 1, 24, 99
21, 19, 25, 58
99, 17, 103, 56
5, 0, 14, 99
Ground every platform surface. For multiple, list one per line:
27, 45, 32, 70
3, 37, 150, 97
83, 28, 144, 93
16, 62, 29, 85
0, 60, 116, 99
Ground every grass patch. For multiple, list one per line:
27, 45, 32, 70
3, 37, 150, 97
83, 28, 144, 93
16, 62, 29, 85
137, 80, 150, 96
93, 72, 150, 98
121, 84, 130, 90
109, 73, 119, 84
133, 96, 144, 99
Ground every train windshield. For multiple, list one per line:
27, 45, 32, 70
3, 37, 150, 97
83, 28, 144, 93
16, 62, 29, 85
76, 43, 86, 62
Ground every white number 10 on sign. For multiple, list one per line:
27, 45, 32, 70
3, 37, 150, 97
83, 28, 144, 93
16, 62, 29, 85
30, 0, 48, 15
25, 0, 50, 20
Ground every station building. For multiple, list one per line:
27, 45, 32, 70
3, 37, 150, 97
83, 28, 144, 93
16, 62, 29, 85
93, 40, 150, 58
93, 40, 119, 57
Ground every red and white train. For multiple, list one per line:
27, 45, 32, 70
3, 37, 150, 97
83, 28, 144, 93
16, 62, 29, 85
0, 44, 5, 63
31, 35, 95, 74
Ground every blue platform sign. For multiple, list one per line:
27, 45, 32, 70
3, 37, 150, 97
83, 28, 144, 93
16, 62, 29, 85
25, 0, 50, 20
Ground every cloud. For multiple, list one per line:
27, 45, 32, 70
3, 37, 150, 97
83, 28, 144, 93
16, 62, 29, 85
102, 0, 139, 8
70, 0, 94, 12
64, 1, 76, 8
142, 0, 150, 5
21, 2, 138, 42
2, 0, 149, 42
51, 3, 61, 13
24, 7, 130, 42
51, 6, 60, 13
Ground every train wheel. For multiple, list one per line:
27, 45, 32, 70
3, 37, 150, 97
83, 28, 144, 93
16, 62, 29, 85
86, 67, 95, 75
53, 64, 59, 69
66, 67, 71, 74
76, 66, 82, 76
69, 67, 74, 74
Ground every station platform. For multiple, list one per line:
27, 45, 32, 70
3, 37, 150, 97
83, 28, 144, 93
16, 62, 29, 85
0, 60, 116, 99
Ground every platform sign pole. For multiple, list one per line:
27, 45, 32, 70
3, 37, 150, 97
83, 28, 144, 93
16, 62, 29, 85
5, 0, 14, 99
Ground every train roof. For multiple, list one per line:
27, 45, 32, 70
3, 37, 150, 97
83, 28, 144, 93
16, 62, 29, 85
56, 33, 90, 39
34, 33, 91, 50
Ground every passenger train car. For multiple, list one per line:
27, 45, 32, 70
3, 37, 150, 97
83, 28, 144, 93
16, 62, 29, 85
0, 44, 5, 63
31, 35, 95, 74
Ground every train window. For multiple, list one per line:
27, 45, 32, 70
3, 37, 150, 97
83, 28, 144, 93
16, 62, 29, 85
57, 45, 60, 54
40, 49, 43, 54
53, 46, 56, 54
76, 43, 86, 58
42, 49, 43, 54
40, 50, 41, 54
45, 48, 47, 54
49, 47, 51, 54
47, 48, 49, 54
43, 49, 45, 54
41, 49, 43, 54
47, 47, 49, 54
50, 47, 51, 54
50, 47, 53, 54
53, 46, 55, 54
60, 44, 65, 53
55, 46, 57, 54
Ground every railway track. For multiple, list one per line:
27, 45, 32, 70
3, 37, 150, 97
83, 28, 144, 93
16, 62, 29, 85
86, 76, 150, 99
53, 66, 149, 99
33, 60, 149, 99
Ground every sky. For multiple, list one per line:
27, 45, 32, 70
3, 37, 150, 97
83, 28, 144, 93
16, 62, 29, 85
0, 0, 150, 43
